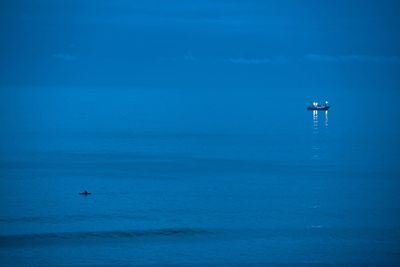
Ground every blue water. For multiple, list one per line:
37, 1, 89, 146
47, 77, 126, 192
0, 87, 400, 266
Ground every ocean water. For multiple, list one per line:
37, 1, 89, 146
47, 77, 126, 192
0, 87, 399, 266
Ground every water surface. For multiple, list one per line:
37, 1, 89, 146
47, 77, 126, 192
0, 87, 399, 266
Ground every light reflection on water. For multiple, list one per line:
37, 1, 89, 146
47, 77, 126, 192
325, 110, 329, 128
311, 110, 329, 159
312, 110, 319, 134
312, 110, 329, 131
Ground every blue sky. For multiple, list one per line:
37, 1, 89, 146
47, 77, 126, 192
0, 0, 399, 92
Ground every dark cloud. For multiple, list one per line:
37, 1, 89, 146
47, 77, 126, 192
53, 53, 78, 61
228, 57, 289, 65
305, 54, 400, 64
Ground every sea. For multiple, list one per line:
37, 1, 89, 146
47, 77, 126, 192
0, 87, 399, 266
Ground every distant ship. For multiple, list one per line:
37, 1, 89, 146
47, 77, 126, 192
307, 101, 330, 111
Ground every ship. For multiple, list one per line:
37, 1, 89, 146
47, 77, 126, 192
307, 101, 330, 111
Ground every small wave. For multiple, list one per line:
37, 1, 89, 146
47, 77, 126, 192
0, 213, 151, 224
0, 228, 211, 246
309, 225, 324, 229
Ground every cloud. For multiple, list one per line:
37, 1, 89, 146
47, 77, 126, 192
160, 52, 196, 62
160, 55, 289, 65
184, 52, 196, 61
53, 53, 78, 61
305, 54, 400, 63
228, 57, 288, 65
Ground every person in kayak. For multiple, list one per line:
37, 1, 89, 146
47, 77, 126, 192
80, 190, 91, 195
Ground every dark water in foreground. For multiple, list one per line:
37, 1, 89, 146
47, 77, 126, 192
0, 88, 400, 266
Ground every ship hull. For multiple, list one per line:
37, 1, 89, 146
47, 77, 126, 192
307, 106, 330, 111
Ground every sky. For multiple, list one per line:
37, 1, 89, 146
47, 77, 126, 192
0, 0, 399, 92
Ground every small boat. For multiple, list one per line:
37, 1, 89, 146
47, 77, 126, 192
307, 101, 330, 111
79, 190, 91, 196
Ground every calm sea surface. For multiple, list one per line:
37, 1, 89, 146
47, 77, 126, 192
0, 87, 399, 266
